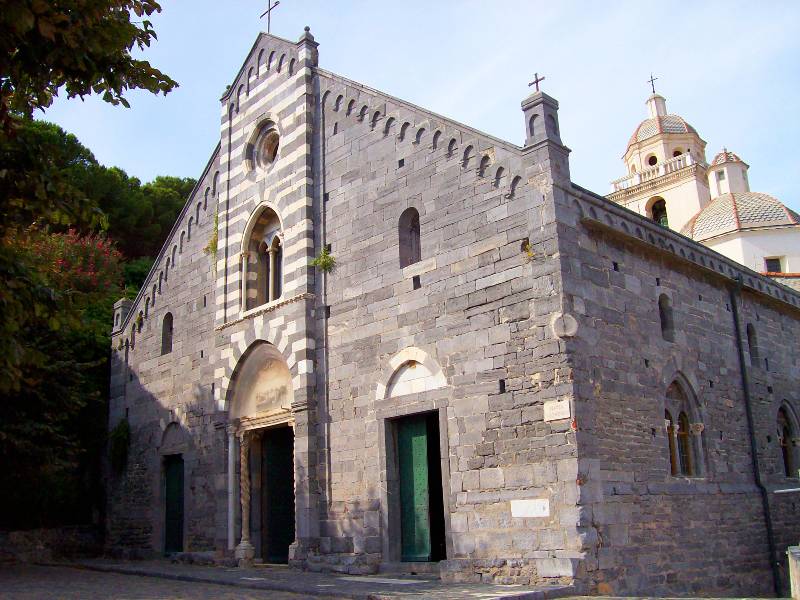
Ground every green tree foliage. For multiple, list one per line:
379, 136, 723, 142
0, 1, 181, 528
0, 229, 123, 528
0, 0, 177, 133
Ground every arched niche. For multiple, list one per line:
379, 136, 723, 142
160, 421, 189, 455
227, 341, 293, 425
376, 347, 447, 400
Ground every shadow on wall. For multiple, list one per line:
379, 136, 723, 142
106, 364, 220, 559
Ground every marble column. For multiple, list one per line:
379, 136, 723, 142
227, 431, 236, 551
234, 431, 255, 566
268, 247, 277, 302
240, 252, 250, 312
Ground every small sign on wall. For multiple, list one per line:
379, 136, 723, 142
543, 399, 571, 422
510, 498, 550, 518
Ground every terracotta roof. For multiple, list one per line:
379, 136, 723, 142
627, 114, 697, 148
710, 149, 746, 167
681, 192, 800, 242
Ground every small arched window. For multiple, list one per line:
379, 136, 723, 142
746, 323, 759, 366
658, 294, 674, 342
415, 128, 425, 144
432, 130, 442, 150
137, 311, 143, 333
778, 406, 798, 478
398, 207, 421, 268
673, 149, 683, 157
651, 198, 668, 227
665, 380, 704, 477
529, 114, 538, 138
196, 203, 201, 224
447, 138, 457, 157
509, 176, 522, 198
180, 231, 185, 253
145, 297, 150, 318
346, 99, 356, 116
161, 312, 173, 355
188, 217, 193, 241
172, 245, 177, 266
494, 167, 505, 188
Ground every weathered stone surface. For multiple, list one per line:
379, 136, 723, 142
104, 28, 800, 599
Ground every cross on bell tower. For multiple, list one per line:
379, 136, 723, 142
528, 72, 546, 93
260, 0, 280, 33
648, 73, 658, 94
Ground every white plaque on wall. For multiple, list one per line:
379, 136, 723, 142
543, 399, 571, 422
510, 498, 550, 518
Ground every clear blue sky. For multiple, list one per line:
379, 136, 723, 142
43, 0, 800, 211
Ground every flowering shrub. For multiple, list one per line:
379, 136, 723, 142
8, 227, 122, 295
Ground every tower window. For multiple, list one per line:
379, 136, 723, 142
398, 207, 421, 268
161, 312, 174, 355
765, 257, 782, 273
650, 198, 669, 228
647, 155, 658, 166
658, 294, 674, 342
673, 149, 683, 157
716, 170, 726, 182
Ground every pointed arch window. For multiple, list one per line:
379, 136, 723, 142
161, 312, 173, 355
664, 380, 705, 477
398, 207, 421, 268
778, 406, 798, 478
243, 207, 283, 311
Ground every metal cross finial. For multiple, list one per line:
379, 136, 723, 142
260, 0, 280, 33
648, 73, 658, 94
528, 72, 546, 92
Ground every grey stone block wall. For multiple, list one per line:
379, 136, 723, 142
556, 186, 800, 596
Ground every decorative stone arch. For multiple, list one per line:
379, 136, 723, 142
159, 421, 191, 456
240, 201, 285, 311
375, 347, 448, 400
225, 340, 295, 427
240, 200, 286, 256
219, 335, 303, 417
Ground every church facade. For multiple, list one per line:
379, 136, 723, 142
107, 29, 800, 596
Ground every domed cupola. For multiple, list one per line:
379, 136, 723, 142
623, 94, 706, 174
707, 148, 750, 198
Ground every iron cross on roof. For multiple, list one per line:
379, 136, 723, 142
648, 73, 658, 94
260, 0, 280, 33
528, 72, 545, 92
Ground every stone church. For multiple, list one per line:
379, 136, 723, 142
108, 28, 800, 596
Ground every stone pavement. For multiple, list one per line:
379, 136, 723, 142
0, 564, 336, 600
0, 562, 775, 600
53, 559, 574, 599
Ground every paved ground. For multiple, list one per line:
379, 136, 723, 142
0, 562, 777, 600
0, 564, 339, 600
3, 560, 572, 600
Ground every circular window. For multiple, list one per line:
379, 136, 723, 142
254, 128, 279, 169
673, 149, 683, 157
647, 155, 658, 166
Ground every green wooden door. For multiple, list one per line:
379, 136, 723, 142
164, 454, 183, 554
398, 415, 431, 562
261, 426, 295, 563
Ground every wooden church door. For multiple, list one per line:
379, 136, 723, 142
164, 454, 184, 554
397, 413, 446, 562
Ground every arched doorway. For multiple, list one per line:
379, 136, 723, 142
227, 341, 295, 564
